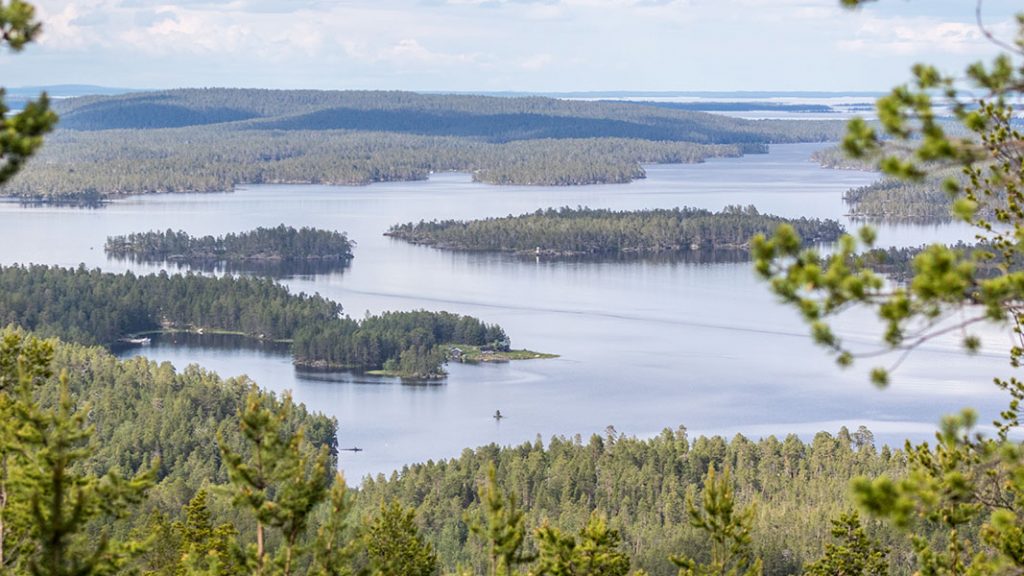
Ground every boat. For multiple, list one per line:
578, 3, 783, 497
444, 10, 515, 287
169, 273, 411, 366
120, 337, 151, 345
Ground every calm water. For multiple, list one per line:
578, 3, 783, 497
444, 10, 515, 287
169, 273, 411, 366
0, 143, 1004, 483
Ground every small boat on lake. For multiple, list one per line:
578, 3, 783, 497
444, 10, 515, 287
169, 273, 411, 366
119, 337, 151, 345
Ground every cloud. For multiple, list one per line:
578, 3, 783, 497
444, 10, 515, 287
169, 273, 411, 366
519, 53, 553, 70
11, 0, 1014, 93
838, 16, 997, 55
382, 38, 484, 67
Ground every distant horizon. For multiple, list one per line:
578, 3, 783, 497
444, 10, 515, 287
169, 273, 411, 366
8, 84, 889, 99
2, 1, 1016, 94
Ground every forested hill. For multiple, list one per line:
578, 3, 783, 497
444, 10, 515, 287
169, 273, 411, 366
51, 88, 841, 144
3, 89, 846, 199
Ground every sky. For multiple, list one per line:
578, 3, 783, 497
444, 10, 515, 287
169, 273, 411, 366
2, 0, 1020, 93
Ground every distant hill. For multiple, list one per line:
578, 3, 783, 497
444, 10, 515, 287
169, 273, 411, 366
4, 89, 846, 200
51, 88, 839, 144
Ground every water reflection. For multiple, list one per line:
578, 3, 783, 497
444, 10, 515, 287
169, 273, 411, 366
106, 254, 353, 277
439, 248, 755, 266
0, 142, 1004, 482
143, 331, 291, 354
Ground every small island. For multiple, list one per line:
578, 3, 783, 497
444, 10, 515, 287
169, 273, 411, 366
386, 206, 844, 257
105, 225, 355, 269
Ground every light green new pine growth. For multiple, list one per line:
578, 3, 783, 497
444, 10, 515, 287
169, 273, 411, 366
219, 388, 333, 576
802, 511, 888, 576
176, 489, 238, 576
670, 467, 762, 576
309, 477, 357, 576
137, 512, 182, 576
533, 512, 630, 576
17, 372, 154, 576
0, 331, 55, 572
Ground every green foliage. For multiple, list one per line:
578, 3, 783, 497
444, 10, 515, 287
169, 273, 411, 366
0, 88, 847, 199
220, 390, 333, 576
105, 225, 355, 272
470, 465, 535, 576
533, 513, 630, 576
0, 265, 507, 375
670, 467, 761, 576
293, 309, 507, 376
802, 511, 888, 576
363, 501, 438, 576
756, 4, 1024, 576
0, 332, 152, 576
0, 0, 57, 186
388, 206, 843, 258
176, 489, 239, 575
308, 481, 357, 576
359, 428, 905, 576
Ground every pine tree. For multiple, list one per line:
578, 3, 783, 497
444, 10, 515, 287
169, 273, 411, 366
219, 388, 335, 576
469, 464, 534, 576
363, 501, 437, 576
533, 512, 630, 576
0, 0, 57, 186
803, 511, 888, 576
16, 372, 153, 576
308, 479, 357, 576
671, 467, 762, 576
753, 3, 1024, 575
0, 331, 54, 571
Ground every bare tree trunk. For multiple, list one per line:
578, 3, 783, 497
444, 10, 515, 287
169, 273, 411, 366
256, 522, 264, 573
1, 456, 7, 569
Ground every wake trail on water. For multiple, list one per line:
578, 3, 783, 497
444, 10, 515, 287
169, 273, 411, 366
336, 287, 1010, 361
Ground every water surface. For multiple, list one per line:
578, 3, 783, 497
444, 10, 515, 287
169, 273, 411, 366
0, 143, 1002, 483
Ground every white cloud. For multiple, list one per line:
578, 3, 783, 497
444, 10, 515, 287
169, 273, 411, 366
10, 0, 1015, 92
382, 38, 483, 67
838, 16, 993, 55
519, 53, 553, 70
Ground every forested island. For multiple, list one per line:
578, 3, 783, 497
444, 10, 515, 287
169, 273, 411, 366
104, 225, 355, 273
813, 145, 980, 221
859, 242, 1020, 282
841, 172, 976, 221
386, 206, 844, 257
0, 265, 530, 377
2, 89, 846, 201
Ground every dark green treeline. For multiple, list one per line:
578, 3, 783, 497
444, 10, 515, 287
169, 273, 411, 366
386, 206, 845, 256
0, 265, 505, 375
105, 225, 355, 267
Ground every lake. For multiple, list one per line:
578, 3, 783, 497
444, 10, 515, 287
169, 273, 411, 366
0, 143, 1004, 483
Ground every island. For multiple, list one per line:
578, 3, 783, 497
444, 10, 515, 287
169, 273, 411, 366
104, 225, 355, 270
385, 206, 845, 258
